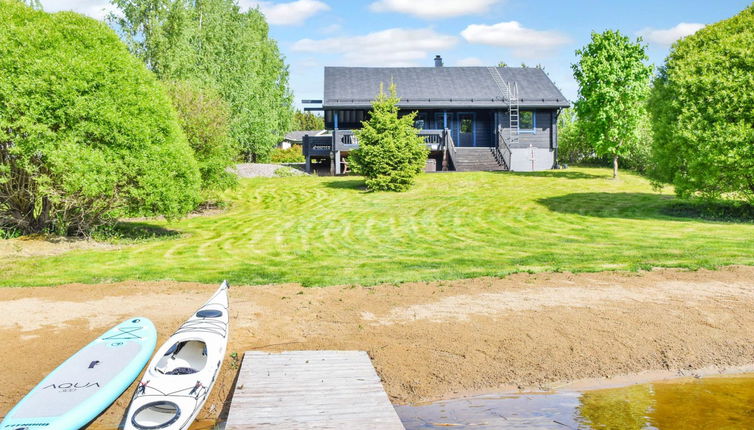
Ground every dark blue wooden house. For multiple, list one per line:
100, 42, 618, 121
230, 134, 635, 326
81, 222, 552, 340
303, 56, 569, 174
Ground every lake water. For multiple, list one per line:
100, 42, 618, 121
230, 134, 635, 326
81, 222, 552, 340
395, 374, 754, 429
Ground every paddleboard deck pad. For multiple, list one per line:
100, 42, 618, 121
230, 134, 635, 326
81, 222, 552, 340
1, 318, 157, 430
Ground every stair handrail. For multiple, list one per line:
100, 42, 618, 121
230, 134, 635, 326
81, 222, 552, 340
441, 128, 456, 171
494, 125, 511, 170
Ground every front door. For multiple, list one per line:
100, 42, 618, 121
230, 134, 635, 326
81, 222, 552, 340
458, 113, 475, 147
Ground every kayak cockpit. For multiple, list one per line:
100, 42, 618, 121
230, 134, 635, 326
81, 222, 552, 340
130, 401, 181, 429
155, 340, 207, 375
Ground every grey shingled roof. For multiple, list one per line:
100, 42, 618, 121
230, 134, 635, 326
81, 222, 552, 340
284, 130, 324, 143
324, 66, 570, 109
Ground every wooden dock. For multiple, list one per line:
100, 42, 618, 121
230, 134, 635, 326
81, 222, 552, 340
224, 350, 405, 429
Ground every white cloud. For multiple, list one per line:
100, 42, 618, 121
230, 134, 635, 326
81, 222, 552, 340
40, 0, 118, 20
455, 57, 484, 66
369, 0, 502, 19
292, 28, 458, 66
246, 0, 329, 26
637, 23, 705, 46
320, 23, 342, 34
461, 21, 571, 58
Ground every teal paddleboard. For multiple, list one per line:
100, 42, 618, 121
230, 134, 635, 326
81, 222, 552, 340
1, 317, 157, 430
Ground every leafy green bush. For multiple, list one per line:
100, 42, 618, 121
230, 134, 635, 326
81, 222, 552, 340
270, 146, 305, 163
292, 111, 324, 131
164, 80, 237, 201
350, 83, 429, 192
558, 109, 653, 173
0, 2, 201, 236
649, 5, 754, 203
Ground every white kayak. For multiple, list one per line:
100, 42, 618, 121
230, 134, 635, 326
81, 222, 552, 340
124, 281, 230, 430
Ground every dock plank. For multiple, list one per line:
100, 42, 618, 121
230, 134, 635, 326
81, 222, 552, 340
225, 350, 405, 429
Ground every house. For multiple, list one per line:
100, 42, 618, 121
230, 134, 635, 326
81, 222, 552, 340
302, 55, 569, 174
278, 130, 326, 149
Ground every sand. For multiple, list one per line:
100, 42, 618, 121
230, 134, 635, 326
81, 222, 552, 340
2, 266, 754, 427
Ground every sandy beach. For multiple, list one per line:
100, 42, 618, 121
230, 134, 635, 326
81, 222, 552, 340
2, 266, 754, 427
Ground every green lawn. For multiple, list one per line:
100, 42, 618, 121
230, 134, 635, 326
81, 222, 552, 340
2, 168, 754, 287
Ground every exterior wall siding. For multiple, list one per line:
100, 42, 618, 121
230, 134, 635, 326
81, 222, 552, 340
497, 110, 554, 150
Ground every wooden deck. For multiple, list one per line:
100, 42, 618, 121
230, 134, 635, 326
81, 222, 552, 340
224, 350, 405, 429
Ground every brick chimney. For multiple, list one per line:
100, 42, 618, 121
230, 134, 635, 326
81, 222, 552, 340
434, 55, 443, 67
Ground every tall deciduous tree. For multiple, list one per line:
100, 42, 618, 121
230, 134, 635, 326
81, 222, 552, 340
292, 111, 324, 131
109, 0, 293, 161
649, 5, 754, 203
572, 30, 652, 178
350, 83, 428, 192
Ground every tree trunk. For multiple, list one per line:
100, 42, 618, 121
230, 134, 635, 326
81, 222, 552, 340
613, 155, 618, 179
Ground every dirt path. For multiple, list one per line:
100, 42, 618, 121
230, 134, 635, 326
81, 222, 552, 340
2, 266, 754, 427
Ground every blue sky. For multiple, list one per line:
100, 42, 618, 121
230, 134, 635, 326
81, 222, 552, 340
41, 0, 752, 109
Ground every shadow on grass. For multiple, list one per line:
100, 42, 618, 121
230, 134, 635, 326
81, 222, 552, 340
507, 170, 607, 180
323, 179, 367, 191
539, 192, 754, 223
94, 221, 182, 242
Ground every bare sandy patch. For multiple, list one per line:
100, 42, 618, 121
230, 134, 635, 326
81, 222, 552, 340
1, 267, 754, 428
0, 235, 118, 258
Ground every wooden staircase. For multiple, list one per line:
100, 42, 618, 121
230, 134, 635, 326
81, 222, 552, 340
452, 147, 508, 171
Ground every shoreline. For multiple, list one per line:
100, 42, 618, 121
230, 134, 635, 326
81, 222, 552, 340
413, 364, 754, 406
2, 266, 754, 426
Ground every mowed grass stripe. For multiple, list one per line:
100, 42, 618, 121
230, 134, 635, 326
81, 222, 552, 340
2, 168, 754, 287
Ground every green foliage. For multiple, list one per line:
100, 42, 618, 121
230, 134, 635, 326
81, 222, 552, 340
649, 5, 754, 203
572, 30, 653, 177
270, 146, 305, 163
558, 108, 653, 173
0, 1, 200, 236
350, 83, 429, 192
557, 108, 592, 165
292, 111, 325, 131
109, 0, 294, 162
164, 80, 237, 200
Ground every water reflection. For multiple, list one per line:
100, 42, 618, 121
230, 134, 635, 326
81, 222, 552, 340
395, 392, 582, 429
577, 384, 654, 429
397, 375, 754, 430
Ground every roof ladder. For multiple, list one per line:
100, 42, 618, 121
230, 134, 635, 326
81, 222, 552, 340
488, 67, 520, 146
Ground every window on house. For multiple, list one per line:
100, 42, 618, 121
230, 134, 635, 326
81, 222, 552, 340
460, 118, 473, 133
413, 113, 427, 129
520, 111, 535, 131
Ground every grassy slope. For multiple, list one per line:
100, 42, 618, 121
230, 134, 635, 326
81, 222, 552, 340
2, 168, 753, 287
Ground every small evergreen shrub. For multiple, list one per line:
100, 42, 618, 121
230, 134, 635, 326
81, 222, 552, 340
349, 83, 428, 192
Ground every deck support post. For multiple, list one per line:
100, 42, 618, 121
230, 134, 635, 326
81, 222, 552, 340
441, 129, 448, 171
335, 150, 341, 175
